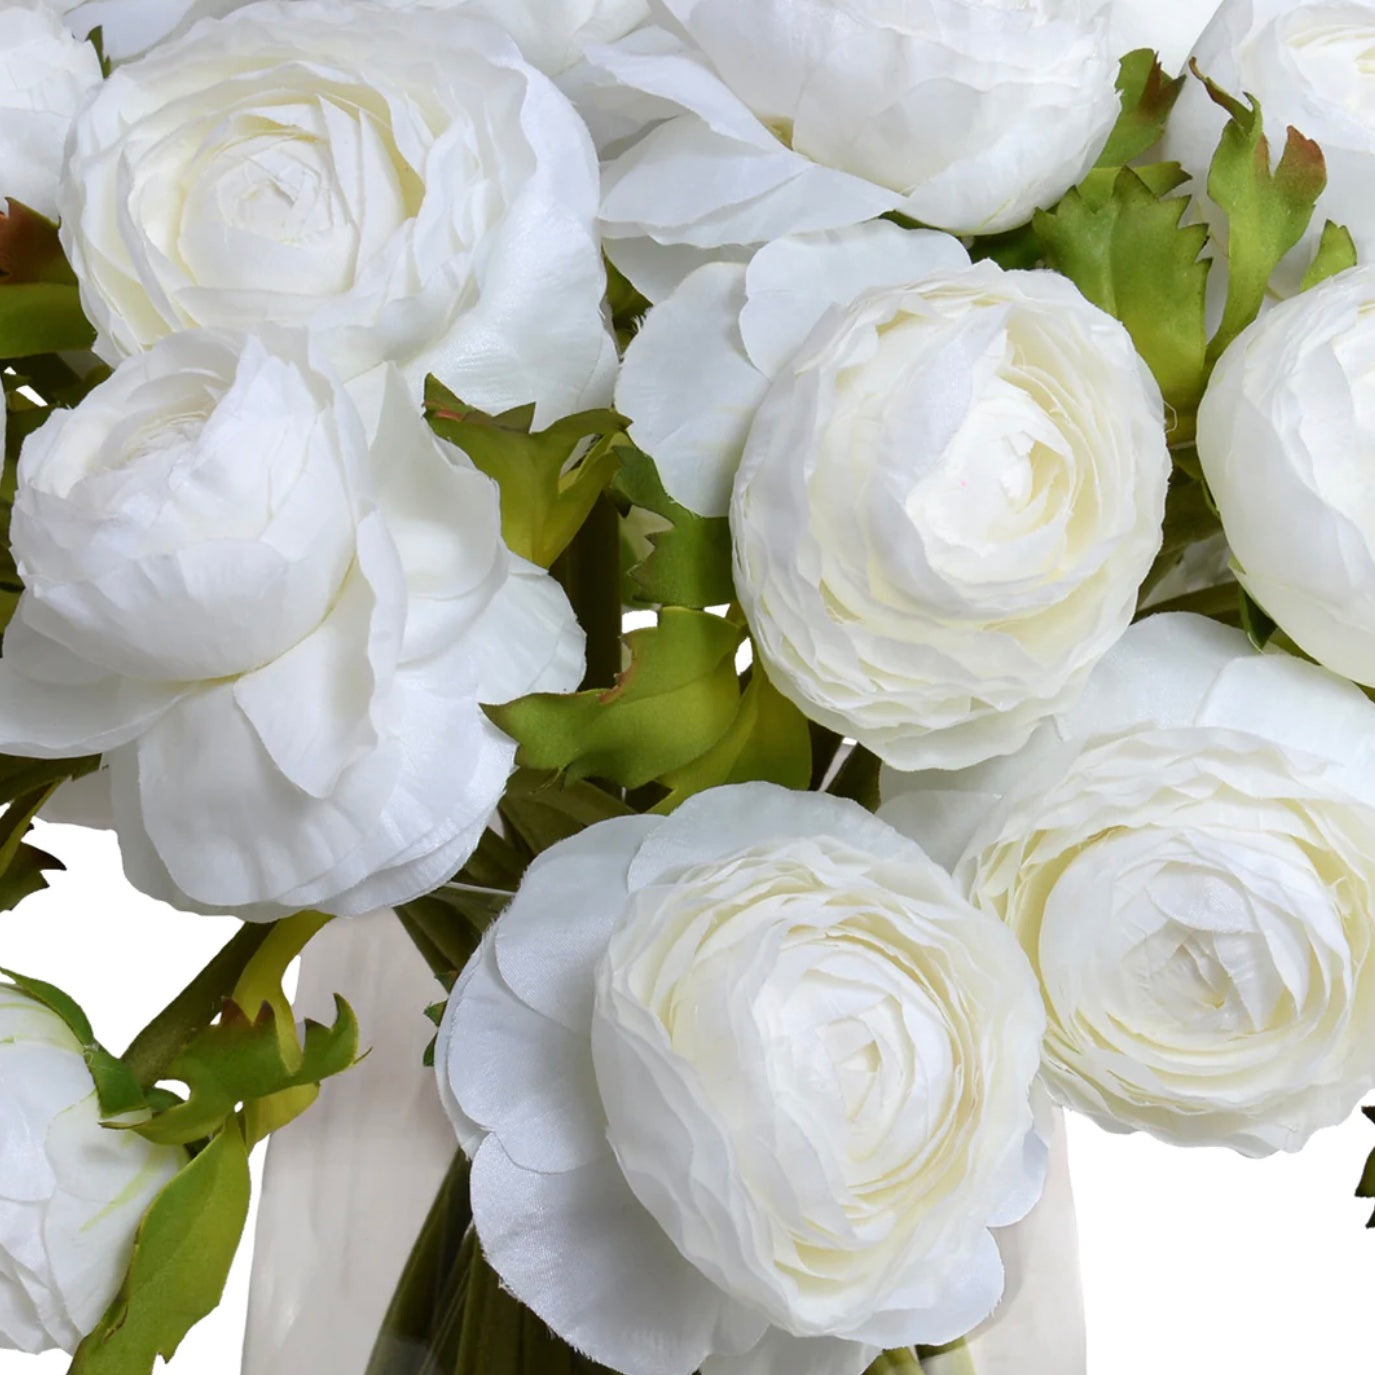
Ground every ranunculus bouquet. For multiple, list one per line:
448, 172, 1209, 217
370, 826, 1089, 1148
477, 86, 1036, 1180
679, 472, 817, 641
3, 0, 1375, 1371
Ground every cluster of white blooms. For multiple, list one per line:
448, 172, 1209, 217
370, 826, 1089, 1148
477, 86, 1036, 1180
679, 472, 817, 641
3, 0, 1375, 1369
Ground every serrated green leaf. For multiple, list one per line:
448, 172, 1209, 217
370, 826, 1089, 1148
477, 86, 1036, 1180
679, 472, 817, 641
613, 446, 734, 608
1035, 166, 1210, 424
70, 1123, 246, 1375
1198, 72, 1326, 360
486, 609, 744, 789
231, 908, 332, 1070
0, 282, 94, 358
654, 661, 812, 812
1301, 220, 1358, 291
499, 770, 633, 855
425, 381, 626, 568
0, 780, 69, 913
1097, 50, 1187, 169
131, 995, 359, 1146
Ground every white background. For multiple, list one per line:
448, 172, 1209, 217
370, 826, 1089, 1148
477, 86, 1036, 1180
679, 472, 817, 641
2, 821, 1373, 1374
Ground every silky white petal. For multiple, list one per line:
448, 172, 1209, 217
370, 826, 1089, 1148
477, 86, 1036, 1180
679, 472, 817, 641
471, 1141, 733, 1375
617, 262, 764, 517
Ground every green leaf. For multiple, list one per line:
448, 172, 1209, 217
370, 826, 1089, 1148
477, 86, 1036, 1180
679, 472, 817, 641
499, 770, 634, 855
606, 254, 649, 353
968, 221, 1042, 270
1035, 166, 1210, 426
485, 609, 745, 789
1359, 1107, 1375, 1226
1197, 71, 1327, 360
1097, 50, 1187, 168
654, 661, 812, 812
0, 752, 98, 805
1301, 220, 1358, 291
1135, 465, 1224, 607
131, 995, 359, 1146
0, 967, 146, 1116
425, 381, 626, 568
613, 446, 734, 609
0, 200, 76, 285
0, 780, 69, 913
1239, 588, 1278, 651
70, 1123, 248, 1375
0, 281, 94, 358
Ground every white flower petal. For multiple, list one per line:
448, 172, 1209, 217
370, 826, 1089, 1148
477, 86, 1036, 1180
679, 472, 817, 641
617, 261, 763, 517
471, 1141, 733, 1375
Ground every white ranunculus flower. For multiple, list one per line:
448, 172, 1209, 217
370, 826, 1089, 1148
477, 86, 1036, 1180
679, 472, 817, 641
0, 985, 183, 1353
1104, 0, 1224, 70
1197, 264, 1375, 684
882, 613, 1375, 1156
623, 224, 1170, 770
57, 0, 615, 421
0, 331, 583, 919
1163, 0, 1375, 292
0, 1, 101, 223
581, 0, 1121, 298
436, 783, 1047, 1375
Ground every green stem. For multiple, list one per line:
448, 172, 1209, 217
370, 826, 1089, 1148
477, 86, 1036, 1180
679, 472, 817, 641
916, 1341, 978, 1375
121, 922, 277, 1089
827, 742, 883, 812
869, 1350, 925, 1374
364, 1151, 472, 1375
808, 723, 844, 790
553, 494, 622, 690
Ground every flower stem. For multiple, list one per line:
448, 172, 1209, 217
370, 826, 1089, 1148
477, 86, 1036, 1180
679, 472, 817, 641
869, 1350, 925, 1373
553, 493, 622, 690
121, 921, 277, 1089
827, 742, 883, 811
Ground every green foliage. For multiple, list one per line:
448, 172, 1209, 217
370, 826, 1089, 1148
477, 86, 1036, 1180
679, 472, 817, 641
1239, 588, 1278, 651
654, 663, 811, 812
1358, 1107, 1375, 1226
0, 776, 70, 913
129, 995, 358, 1148
424, 381, 627, 569
1197, 70, 1327, 360
1301, 220, 1358, 290
0, 201, 93, 358
605, 255, 649, 353
500, 770, 634, 855
486, 609, 744, 790
0, 967, 145, 1116
827, 743, 884, 813
1135, 465, 1224, 609
1097, 50, 1187, 169
70, 1123, 249, 1375
868, 1352, 925, 1374
1035, 166, 1210, 427
613, 447, 734, 608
